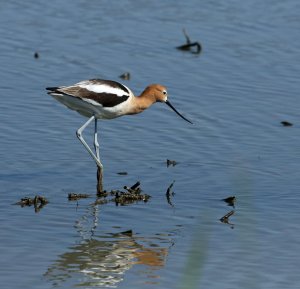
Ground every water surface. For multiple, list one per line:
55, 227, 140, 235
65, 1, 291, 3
1, 0, 300, 288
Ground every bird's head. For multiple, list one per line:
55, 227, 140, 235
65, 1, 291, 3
147, 84, 192, 124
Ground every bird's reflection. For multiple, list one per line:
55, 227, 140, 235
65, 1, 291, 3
44, 230, 169, 287
44, 202, 173, 288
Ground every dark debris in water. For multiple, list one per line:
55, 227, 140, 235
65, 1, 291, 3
14, 195, 49, 213
119, 72, 130, 80
176, 29, 202, 54
166, 159, 177, 167
281, 121, 293, 127
119, 229, 133, 237
222, 196, 236, 207
220, 196, 236, 228
96, 181, 151, 206
124, 181, 141, 193
117, 171, 128, 175
68, 193, 90, 201
113, 191, 150, 205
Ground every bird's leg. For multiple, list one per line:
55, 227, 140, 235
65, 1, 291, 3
93, 118, 104, 193
94, 118, 100, 160
76, 116, 103, 169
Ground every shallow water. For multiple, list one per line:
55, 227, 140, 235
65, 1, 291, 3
1, 0, 300, 288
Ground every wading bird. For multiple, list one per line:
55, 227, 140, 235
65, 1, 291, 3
47, 79, 192, 169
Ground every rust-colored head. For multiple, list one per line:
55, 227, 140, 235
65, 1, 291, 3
142, 84, 168, 102
140, 84, 192, 124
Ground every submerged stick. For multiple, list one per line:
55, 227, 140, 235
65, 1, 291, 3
176, 29, 202, 54
130, 181, 141, 190
183, 28, 191, 44
68, 193, 90, 201
124, 181, 141, 194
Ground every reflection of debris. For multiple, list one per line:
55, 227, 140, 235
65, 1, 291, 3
68, 193, 90, 201
167, 159, 177, 167
166, 181, 175, 207
176, 29, 202, 54
281, 121, 293, 127
222, 196, 236, 207
119, 72, 130, 80
15, 195, 49, 213
220, 210, 235, 228
94, 198, 109, 205
96, 181, 151, 205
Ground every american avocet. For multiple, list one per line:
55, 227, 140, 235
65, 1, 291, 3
46, 79, 192, 168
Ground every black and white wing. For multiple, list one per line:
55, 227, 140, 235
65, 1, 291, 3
46, 79, 131, 107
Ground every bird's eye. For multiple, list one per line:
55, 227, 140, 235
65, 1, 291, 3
163, 90, 167, 95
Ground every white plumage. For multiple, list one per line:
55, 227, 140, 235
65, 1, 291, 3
47, 79, 192, 169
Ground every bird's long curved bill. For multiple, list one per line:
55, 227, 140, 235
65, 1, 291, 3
166, 100, 193, 124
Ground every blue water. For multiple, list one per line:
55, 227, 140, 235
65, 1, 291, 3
1, 0, 300, 288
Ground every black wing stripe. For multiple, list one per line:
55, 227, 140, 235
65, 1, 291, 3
83, 91, 129, 107
46, 79, 131, 107
48, 87, 129, 107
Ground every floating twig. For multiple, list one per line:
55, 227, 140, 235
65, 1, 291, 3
176, 29, 202, 54
68, 193, 90, 201
130, 181, 141, 190
124, 181, 141, 194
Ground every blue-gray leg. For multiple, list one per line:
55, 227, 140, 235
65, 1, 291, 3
76, 116, 103, 169
94, 118, 100, 160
